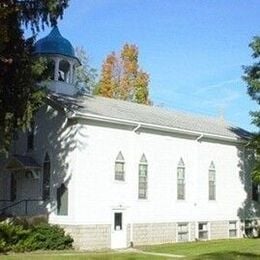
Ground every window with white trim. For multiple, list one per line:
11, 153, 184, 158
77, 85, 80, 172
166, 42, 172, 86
198, 222, 208, 240
177, 158, 185, 200
177, 223, 189, 242
229, 221, 237, 237
57, 183, 68, 216
138, 154, 148, 199
208, 161, 216, 200
115, 152, 125, 181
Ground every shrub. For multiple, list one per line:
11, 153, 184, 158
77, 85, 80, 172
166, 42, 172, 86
0, 239, 6, 253
0, 222, 73, 252
0, 223, 29, 249
18, 223, 73, 251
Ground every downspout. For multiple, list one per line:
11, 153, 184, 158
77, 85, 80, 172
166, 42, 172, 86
130, 123, 141, 246
196, 134, 204, 142
130, 223, 134, 247
133, 124, 141, 133
194, 133, 203, 234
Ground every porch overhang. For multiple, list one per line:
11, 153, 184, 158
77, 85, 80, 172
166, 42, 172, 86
5, 155, 41, 178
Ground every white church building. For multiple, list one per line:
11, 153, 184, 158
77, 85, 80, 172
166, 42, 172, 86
0, 27, 259, 250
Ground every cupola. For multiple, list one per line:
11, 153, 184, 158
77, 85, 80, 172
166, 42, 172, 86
34, 26, 80, 95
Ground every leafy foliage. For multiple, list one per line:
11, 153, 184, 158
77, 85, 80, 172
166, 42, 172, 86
75, 47, 97, 95
0, 0, 69, 152
0, 0, 69, 34
243, 36, 260, 183
247, 134, 260, 183
96, 43, 150, 104
0, 222, 73, 252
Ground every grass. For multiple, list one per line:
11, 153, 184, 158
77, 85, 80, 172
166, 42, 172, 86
140, 238, 260, 259
0, 251, 163, 260
0, 238, 259, 259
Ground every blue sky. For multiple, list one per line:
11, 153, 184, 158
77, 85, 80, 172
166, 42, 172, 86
32, 0, 259, 131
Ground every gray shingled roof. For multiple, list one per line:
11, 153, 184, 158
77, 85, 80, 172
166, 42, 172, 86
51, 94, 251, 140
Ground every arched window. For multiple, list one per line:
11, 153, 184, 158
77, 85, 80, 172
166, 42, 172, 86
46, 58, 55, 80
42, 153, 51, 201
58, 59, 70, 82
177, 158, 185, 200
138, 154, 148, 199
208, 161, 216, 200
115, 151, 125, 181
57, 183, 68, 216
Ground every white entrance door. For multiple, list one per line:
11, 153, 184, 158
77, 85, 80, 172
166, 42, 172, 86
111, 211, 127, 249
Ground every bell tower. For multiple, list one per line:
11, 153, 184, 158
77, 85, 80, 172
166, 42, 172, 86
34, 26, 80, 95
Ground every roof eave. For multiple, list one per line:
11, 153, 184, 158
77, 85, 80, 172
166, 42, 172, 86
69, 111, 246, 144
34, 52, 81, 66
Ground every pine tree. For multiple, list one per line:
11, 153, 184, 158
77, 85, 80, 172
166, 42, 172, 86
0, 0, 69, 152
97, 43, 150, 104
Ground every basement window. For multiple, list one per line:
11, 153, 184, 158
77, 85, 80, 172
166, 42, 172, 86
229, 221, 237, 237
177, 223, 189, 242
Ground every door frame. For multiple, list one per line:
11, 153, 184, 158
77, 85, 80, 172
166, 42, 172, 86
111, 208, 127, 249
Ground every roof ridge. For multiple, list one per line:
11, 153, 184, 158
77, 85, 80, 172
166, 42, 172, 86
50, 93, 251, 140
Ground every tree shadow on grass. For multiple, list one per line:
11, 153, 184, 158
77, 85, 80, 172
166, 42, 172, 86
192, 251, 260, 260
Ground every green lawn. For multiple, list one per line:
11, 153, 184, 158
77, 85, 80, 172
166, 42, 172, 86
0, 252, 163, 260
140, 238, 260, 259
0, 239, 259, 259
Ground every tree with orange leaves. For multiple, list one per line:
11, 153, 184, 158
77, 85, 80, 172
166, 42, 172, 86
96, 44, 150, 104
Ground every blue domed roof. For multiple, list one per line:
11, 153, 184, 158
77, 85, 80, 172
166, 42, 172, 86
34, 26, 76, 59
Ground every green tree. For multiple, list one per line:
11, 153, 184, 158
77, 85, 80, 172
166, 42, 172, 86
75, 47, 97, 95
243, 36, 260, 183
0, 0, 69, 152
96, 43, 150, 104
